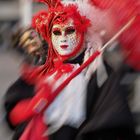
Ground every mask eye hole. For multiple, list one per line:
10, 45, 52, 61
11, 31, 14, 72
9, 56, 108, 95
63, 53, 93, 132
53, 28, 61, 36
65, 27, 75, 35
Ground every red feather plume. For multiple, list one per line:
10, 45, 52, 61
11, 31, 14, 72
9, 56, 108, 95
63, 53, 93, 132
90, 0, 140, 70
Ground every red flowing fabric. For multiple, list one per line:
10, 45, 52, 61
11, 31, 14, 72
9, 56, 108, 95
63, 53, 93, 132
20, 114, 48, 140
91, 0, 140, 70
91, 0, 114, 9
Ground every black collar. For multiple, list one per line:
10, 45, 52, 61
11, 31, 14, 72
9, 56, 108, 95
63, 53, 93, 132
64, 50, 85, 65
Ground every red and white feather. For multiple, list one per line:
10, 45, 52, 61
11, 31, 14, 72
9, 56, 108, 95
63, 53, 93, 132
89, 0, 140, 70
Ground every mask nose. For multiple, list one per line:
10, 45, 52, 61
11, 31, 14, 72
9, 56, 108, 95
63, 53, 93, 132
60, 31, 67, 43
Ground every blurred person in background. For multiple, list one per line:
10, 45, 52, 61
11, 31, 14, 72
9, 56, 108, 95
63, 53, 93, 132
4, 0, 140, 140
10, 27, 48, 65
4, 27, 48, 140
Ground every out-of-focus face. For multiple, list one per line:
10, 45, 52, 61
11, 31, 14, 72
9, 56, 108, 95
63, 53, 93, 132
51, 19, 82, 58
20, 29, 42, 54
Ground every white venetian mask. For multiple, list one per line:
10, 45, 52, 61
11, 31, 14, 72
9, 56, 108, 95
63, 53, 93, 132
51, 19, 82, 58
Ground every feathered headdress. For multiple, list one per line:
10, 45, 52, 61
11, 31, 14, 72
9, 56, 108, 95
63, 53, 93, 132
32, 0, 90, 42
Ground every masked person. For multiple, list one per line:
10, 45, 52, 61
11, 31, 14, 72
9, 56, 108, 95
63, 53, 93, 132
7, 0, 136, 140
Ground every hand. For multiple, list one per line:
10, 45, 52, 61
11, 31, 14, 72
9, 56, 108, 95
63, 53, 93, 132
83, 33, 103, 80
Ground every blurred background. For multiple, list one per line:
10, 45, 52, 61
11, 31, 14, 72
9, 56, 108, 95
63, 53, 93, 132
0, 0, 47, 139
0, 0, 140, 140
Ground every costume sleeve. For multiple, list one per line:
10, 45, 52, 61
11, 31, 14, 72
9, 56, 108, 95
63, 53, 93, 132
4, 78, 34, 129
